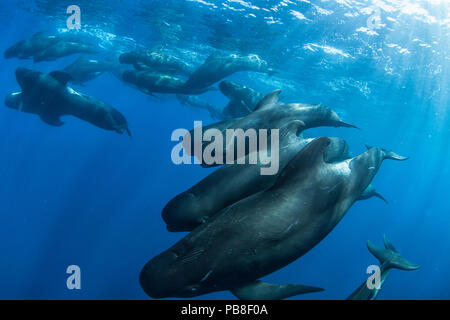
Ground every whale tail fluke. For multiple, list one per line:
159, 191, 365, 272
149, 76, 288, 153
365, 144, 409, 161
367, 235, 420, 272
231, 280, 324, 300
383, 150, 409, 161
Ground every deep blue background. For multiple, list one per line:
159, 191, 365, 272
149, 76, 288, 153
0, 0, 448, 299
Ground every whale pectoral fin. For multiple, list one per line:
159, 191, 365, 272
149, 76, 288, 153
383, 149, 409, 161
40, 114, 64, 127
231, 280, 324, 300
365, 145, 408, 161
49, 71, 73, 86
358, 185, 389, 204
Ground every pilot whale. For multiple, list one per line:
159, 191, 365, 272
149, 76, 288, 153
347, 235, 420, 300
4, 31, 99, 61
183, 90, 357, 167
140, 137, 407, 299
33, 42, 99, 62
119, 49, 194, 76
122, 70, 216, 95
5, 68, 130, 136
183, 53, 275, 91
163, 120, 350, 232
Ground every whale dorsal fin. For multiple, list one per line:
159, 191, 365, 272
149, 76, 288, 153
231, 280, 324, 300
49, 71, 73, 86
272, 137, 331, 189
253, 89, 281, 111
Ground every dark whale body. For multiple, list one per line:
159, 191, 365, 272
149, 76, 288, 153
33, 42, 98, 62
183, 90, 357, 167
5, 68, 130, 136
122, 70, 215, 95
163, 121, 350, 232
141, 137, 407, 299
183, 53, 274, 91
4, 31, 99, 62
119, 49, 193, 76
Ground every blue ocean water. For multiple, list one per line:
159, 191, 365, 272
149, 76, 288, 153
0, 0, 448, 300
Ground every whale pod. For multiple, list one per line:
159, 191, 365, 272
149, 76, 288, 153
141, 138, 407, 299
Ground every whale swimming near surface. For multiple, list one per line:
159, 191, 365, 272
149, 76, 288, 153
219, 80, 264, 118
122, 70, 216, 95
140, 137, 407, 299
347, 235, 420, 300
5, 68, 130, 136
163, 120, 350, 232
33, 42, 99, 62
183, 52, 275, 92
182, 90, 358, 167
4, 31, 59, 59
63, 55, 124, 84
4, 31, 99, 62
119, 49, 194, 76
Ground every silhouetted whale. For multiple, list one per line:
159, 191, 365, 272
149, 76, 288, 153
4, 31, 58, 59
63, 55, 123, 84
347, 235, 420, 300
5, 68, 130, 136
140, 137, 407, 299
4, 31, 99, 62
